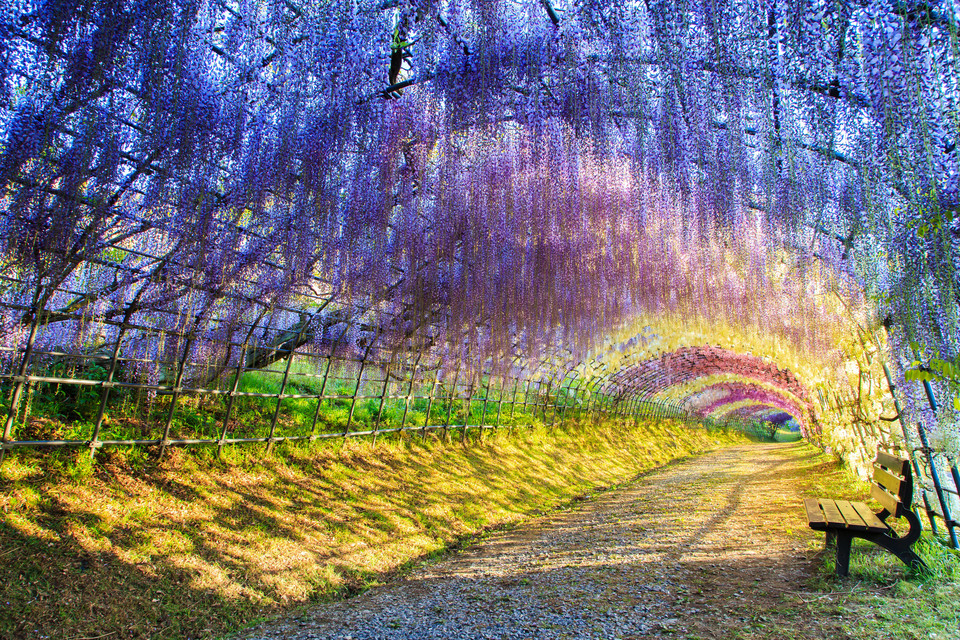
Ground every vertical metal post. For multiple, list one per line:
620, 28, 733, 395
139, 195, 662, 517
308, 325, 343, 439
918, 377, 960, 548
444, 366, 460, 442
159, 331, 194, 459
494, 375, 507, 430
422, 366, 440, 441
218, 309, 269, 457
557, 374, 571, 427
533, 379, 544, 424
1, 287, 44, 465
400, 349, 424, 434
520, 378, 533, 425
160, 290, 207, 458
266, 317, 314, 454
479, 373, 491, 429
550, 375, 566, 429
582, 377, 594, 422
372, 359, 393, 446
461, 383, 474, 444
89, 302, 138, 459
949, 458, 960, 537
345, 330, 378, 438
916, 423, 958, 547
539, 380, 549, 426
564, 376, 585, 428
539, 379, 549, 423
588, 384, 603, 417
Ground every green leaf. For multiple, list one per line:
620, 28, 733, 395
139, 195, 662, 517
905, 369, 935, 382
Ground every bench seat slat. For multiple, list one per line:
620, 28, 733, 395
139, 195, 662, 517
820, 499, 846, 527
849, 501, 890, 533
836, 500, 869, 530
804, 497, 827, 529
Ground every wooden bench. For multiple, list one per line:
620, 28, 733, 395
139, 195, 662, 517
803, 450, 928, 576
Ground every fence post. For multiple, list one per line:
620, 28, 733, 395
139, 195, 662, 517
308, 322, 347, 440
399, 349, 424, 435
345, 329, 379, 439
89, 302, 139, 459
266, 312, 318, 455
519, 377, 533, 427
461, 381, 474, 444
565, 375, 585, 428
494, 374, 508, 430
422, 366, 440, 440
479, 372, 491, 430
372, 357, 393, 447
158, 331, 193, 459
444, 366, 460, 442
917, 376, 960, 548
509, 375, 521, 427
1, 287, 44, 465
218, 309, 270, 457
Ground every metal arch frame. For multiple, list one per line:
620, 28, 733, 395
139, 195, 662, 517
538, 340, 819, 432
684, 381, 808, 422
602, 348, 814, 415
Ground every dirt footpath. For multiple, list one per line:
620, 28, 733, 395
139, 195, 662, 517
240, 444, 852, 639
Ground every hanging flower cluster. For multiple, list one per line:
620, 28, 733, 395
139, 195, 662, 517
0, 0, 956, 437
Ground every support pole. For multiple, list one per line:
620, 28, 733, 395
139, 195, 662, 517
89, 301, 140, 459
422, 367, 440, 441
345, 330, 379, 438
444, 366, 460, 442
1, 287, 44, 465
372, 358, 392, 447
219, 309, 269, 457
918, 376, 959, 548
399, 349, 424, 435
308, 323, 348, 440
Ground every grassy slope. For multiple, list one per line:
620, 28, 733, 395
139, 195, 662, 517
0, 418, 743, 640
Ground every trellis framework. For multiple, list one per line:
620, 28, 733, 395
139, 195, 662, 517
1, 0, 959, 547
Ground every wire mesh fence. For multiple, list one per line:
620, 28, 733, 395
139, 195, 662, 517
0, 258, 688, 461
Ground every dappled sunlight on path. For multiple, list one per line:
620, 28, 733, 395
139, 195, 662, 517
241, 444, 843, 639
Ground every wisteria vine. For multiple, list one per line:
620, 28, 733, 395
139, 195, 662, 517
1, 0, 958, 457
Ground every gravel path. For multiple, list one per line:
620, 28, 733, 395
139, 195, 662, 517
239, 443, 826, 639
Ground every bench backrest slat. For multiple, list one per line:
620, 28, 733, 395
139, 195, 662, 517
871, 452, 913, 518
876, 450, 908, 475
871, 482, 901, 516
874, 466, 903, 495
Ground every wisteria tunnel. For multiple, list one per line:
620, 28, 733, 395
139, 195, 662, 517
1, 0, 960, 551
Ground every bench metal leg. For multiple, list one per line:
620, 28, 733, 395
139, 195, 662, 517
835, 532, 852, 576
829, 530, 929, 577
864, 533, 929, 574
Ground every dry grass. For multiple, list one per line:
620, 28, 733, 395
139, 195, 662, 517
0, 418, 744, 639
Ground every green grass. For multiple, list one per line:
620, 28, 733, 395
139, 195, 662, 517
0, 416, 744, 640
774, 428, 802, 442
3, 363, 560, 448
